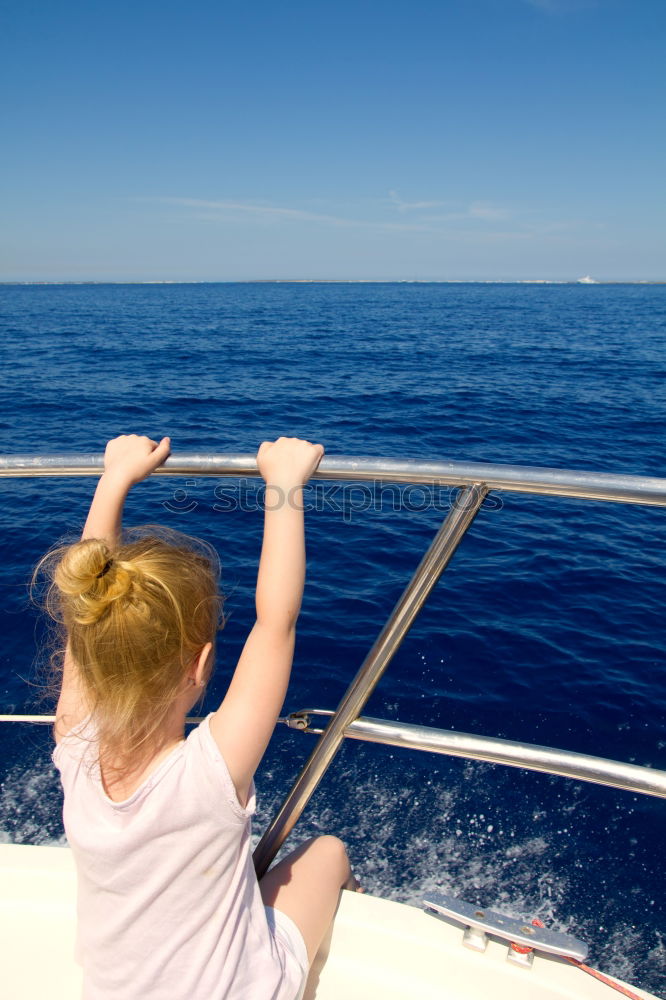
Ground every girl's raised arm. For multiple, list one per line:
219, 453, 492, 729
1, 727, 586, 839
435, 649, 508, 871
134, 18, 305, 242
55, 434, 171, 741
82, 434, 171, 542
210, 437, 324, 805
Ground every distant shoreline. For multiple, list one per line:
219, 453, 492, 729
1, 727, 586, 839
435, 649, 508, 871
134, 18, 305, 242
2, 279, 665, 287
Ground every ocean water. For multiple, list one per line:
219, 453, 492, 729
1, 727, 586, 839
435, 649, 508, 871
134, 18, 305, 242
0, 281, 665, 993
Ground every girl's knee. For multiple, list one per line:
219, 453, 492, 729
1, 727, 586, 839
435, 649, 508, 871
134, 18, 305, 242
312, 834, 346, 857
312, 835, 350, 880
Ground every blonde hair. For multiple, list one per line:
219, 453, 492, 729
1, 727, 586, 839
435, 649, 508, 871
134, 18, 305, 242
38, 526, 223, 776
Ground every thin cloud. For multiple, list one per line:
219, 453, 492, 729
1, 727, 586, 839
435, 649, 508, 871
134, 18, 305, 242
468, 201, 511, 221
153, 196, 437, 233
144, 195, 579, 241
158, 197, 357, 227
387, 190, 449, 213
388, 191, 511, 223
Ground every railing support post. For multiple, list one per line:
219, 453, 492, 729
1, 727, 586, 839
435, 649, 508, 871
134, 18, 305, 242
253, 484, 489, 877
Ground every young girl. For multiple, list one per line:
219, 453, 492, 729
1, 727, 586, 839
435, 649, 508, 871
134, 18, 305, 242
44, 433, 357, 1000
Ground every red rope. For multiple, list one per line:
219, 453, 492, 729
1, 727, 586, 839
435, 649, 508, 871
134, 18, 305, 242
509, 941, 533, 955
527, 918, 645, 1000
566, 958, 646, 1000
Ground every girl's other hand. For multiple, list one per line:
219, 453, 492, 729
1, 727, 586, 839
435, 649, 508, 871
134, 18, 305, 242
257, 437, 324, 488
103, 434, 171, 487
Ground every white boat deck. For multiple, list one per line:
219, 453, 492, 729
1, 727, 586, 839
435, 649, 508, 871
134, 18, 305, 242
1, 843, 655, 1000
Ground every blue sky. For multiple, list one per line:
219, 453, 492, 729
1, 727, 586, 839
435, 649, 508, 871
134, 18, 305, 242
1, 0, 664, 281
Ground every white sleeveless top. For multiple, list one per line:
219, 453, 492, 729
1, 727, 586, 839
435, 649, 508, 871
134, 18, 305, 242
53, 715, 305, 1000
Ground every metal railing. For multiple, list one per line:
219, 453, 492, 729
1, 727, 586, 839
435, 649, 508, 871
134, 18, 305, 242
2, 453, 665, 877
2, 452, 666, 505
278, 710, 666, 799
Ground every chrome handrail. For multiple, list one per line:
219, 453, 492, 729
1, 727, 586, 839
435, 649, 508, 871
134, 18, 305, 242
1, 453, 666, 505
278, 711, 666, 800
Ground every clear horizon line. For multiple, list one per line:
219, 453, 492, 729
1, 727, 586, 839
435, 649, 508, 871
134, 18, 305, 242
2, 278, 666, 286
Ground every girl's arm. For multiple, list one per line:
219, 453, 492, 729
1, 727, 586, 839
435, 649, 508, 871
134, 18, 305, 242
55, 434, 171, 740
82, 434, 171, 542
210, 437, 324, 805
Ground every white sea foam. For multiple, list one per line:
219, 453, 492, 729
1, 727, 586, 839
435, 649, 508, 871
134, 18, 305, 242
0, 759, 65, 846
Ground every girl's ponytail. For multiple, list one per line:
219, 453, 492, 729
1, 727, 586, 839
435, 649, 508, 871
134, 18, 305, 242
53, 539, 134, 625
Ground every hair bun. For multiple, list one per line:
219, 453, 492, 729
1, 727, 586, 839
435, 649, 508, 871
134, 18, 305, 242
55, 539, 133, 624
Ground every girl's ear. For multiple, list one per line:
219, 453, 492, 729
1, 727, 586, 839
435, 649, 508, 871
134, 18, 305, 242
193, 642, 213, 688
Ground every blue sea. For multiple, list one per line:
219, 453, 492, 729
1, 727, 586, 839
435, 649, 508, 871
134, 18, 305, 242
1, 281, 665, 993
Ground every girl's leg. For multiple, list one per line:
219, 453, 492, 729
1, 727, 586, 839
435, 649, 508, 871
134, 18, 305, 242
259, 835, 358, 965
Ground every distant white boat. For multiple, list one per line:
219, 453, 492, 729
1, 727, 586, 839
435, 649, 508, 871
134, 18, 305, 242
577, 275, 597, 284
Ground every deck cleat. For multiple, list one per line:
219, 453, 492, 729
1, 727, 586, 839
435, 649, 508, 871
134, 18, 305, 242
423, 894, 588, 967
